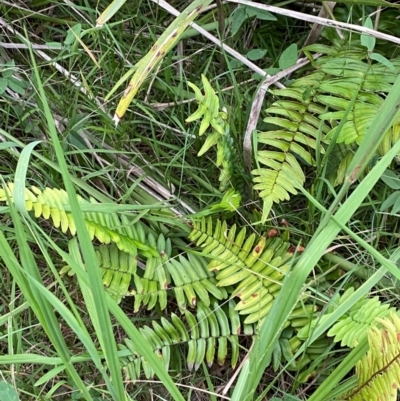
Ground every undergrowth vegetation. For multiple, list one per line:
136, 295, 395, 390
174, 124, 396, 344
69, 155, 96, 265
1, 0, 400, 400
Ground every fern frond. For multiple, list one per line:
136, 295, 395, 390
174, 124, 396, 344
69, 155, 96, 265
0, 183, 157, 257
190, 218, 316, 325
297, 288, 396, 349
254, 51, 400, 219
327, 296, 394, 348
252, 154, 306, 220
347, 313, 400, 401
61, 244, 137, 303
186, 75, 235, 190
119, 300, 241, 379
131, 237, 227, 312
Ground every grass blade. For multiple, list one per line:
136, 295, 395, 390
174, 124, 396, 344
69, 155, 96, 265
112, 0, 213, 124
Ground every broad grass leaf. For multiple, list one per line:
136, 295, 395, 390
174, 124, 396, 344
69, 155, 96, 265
392, 193, 400, 215
246, 7, 276, 21
0, 78, 7, 94
370, 53, 395, 71
64, 24, 82, 45
361, 17, 375, 52
231, 6, 247, 35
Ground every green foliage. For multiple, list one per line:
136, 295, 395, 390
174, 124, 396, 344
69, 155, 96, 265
253, 44, 400, 219
61, 244, 137, 304
0, 382, 19, 401
230, 5, 276, 36
297, 287, 396, 348
186, 75, 235, 191
327, 296, 394, 347
2, 175, 400, 395
133, 252, 228, 312
0, 60, 29, 96
0, 182, 157, 257
0, 183, 227, 312
189, 217, 316, 325
119, 299, 241, 378
380, 169, 400, 214
2, 3, 400, 393
347, 313, 400, 401
112, 0, 213, 122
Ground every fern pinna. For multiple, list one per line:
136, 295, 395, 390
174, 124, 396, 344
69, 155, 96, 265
185, 74, 236, 191
253, 44, 400, 221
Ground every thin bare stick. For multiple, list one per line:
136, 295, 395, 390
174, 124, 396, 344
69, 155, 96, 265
226, 0, 400, 45
0, 42, 62, 50
151, 0, 284, 87
222, 352, 251, 395
374, 7, 382, 31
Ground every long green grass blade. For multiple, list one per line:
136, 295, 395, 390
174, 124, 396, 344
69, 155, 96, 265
9, 28, 187, 401
96, 0, 127, 26
26, 36, 125, 400
0, 201, 92, 399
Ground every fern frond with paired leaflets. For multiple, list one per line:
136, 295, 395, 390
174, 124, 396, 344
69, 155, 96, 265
254, 44, 400, 220
186, 74, 235, 191
190, 217, 316, 325
0, 182, 157, 257
297, 287, 396, 349
118, 299, 241, 379
327, 296, 394, 347
61, 244, 137, 304
132, 252, 228, 312
62, 230, 227, 310
347, 313, 400, 401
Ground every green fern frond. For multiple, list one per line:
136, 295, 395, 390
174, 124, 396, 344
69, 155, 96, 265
347, 313, 400, 401
190, 218, 317, 325
61, 228, 227, 312
61, 244, 137, 304
132, 252, 227, 312
119, 300, 241, 379
297, 288, 396, 348
327, 296, 394, 348
252, 154, 306, 221
0, 183, 157, 257
254, 50, 400, 220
